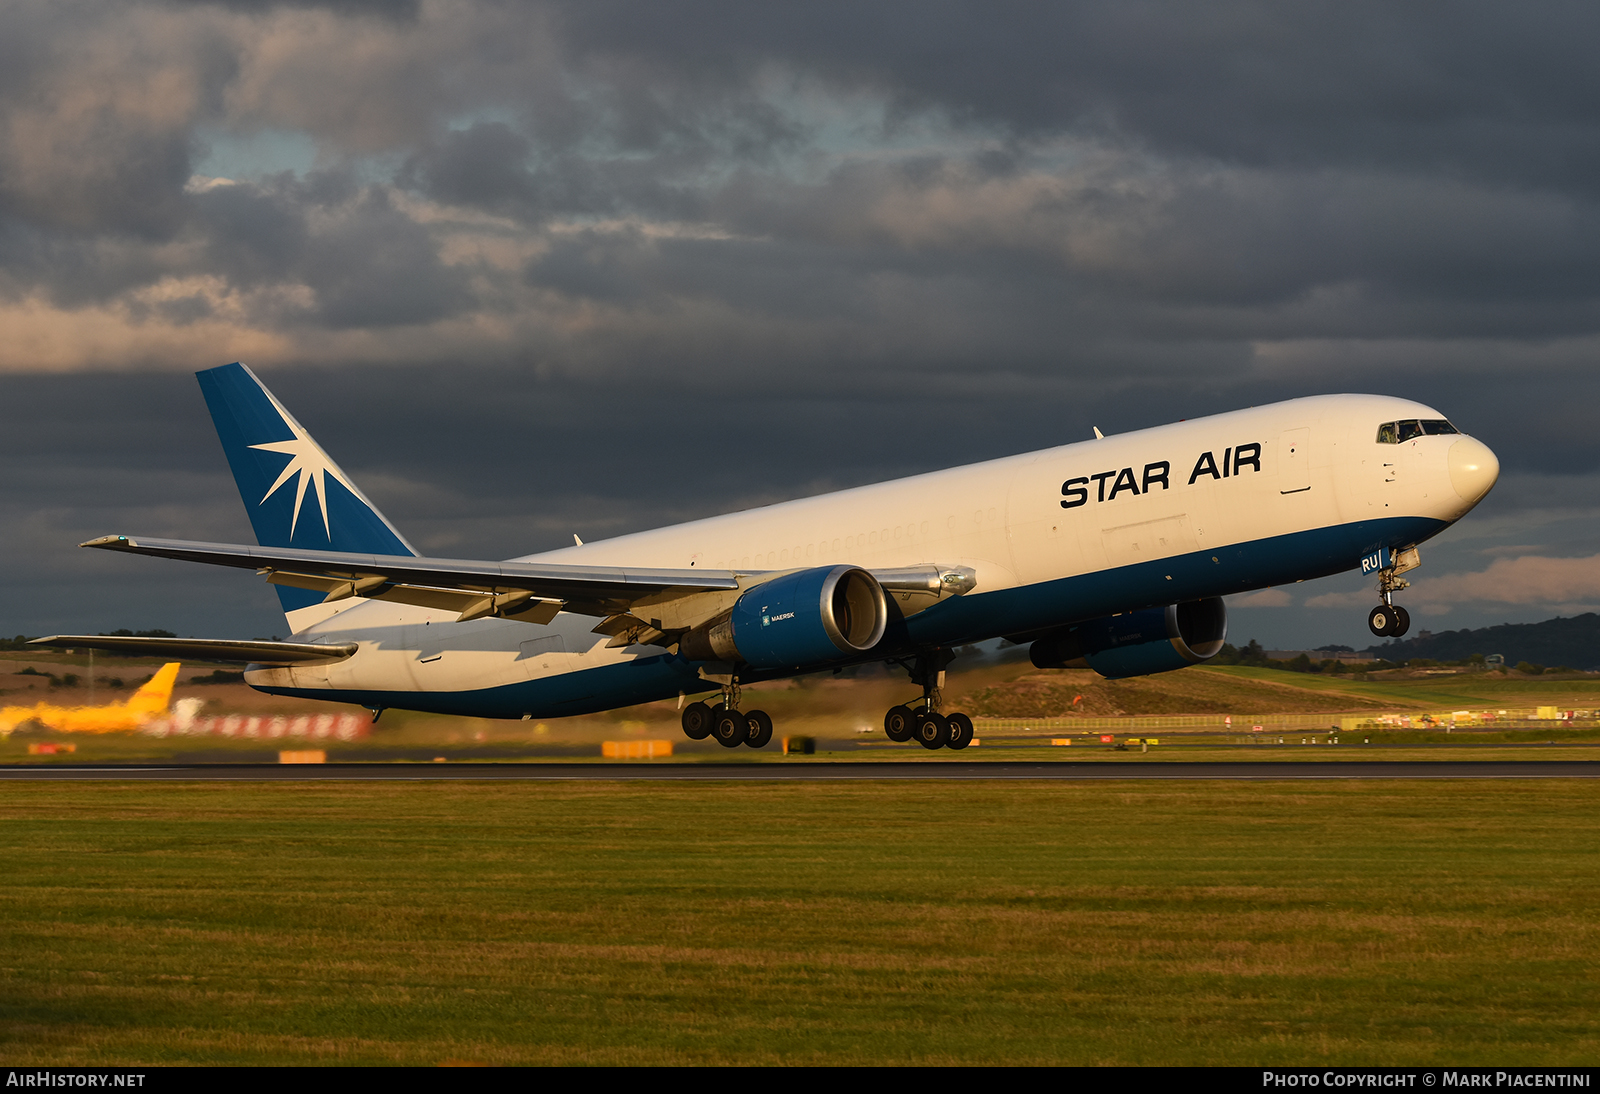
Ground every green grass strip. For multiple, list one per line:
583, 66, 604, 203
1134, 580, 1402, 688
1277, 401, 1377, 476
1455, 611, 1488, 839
1, 781, 1596, 1065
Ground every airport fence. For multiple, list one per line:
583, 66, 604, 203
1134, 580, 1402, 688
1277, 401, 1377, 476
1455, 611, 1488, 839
973, 707, 1598, 734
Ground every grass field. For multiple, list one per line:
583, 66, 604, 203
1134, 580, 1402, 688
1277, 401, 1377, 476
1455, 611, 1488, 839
2, 780, 1597, 1065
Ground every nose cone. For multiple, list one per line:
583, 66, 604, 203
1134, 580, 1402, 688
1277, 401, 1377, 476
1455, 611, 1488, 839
1449, 437, 1500, 504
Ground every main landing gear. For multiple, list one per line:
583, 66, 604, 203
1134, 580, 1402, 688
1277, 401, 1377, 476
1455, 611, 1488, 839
680, 681, 774, 749
884, 705, 975, 750
882, 648, 975, 751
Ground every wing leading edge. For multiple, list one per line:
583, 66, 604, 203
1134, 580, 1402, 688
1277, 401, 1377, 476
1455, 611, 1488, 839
29, 635, 357, 664
81, 534, 744, 624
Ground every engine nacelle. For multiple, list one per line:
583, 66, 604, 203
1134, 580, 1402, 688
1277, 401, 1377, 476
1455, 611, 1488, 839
1029, 597, 1228, 679
680, 565, 888, 670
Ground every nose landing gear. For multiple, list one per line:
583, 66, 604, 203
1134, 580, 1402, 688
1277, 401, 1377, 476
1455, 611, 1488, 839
1367, 603, 1410, 639
1367, 546, 1419, 638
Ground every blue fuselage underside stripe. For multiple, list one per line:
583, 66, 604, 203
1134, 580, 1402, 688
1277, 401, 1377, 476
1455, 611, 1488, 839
255, 515, 1447, 718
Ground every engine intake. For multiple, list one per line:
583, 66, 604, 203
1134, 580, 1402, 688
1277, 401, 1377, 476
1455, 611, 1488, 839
680, 565, 888, 670
1029, 597, 1228, 679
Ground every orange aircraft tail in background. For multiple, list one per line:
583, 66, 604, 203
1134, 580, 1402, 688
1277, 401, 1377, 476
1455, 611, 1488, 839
0, 663, 181, 736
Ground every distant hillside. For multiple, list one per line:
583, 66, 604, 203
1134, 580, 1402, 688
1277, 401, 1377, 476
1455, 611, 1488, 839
1365, 614, 1600, 669
958, 668, 1392, 718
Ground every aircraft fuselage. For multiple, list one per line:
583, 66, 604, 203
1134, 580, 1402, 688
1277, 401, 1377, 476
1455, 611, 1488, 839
244, 393, 1497, 718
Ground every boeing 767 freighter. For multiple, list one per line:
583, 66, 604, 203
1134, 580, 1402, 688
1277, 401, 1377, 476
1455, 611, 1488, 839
36, 363, 1499, 750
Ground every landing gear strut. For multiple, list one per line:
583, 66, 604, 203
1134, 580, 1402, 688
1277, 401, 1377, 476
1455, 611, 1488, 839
883, 648, 975, 751
1367, 546, 1419, 638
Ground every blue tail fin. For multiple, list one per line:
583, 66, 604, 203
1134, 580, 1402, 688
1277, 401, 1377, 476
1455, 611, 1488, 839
197, 362, 417, 614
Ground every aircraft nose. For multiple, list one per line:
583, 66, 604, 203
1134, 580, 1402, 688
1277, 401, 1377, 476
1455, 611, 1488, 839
1448, 436, 1499, 503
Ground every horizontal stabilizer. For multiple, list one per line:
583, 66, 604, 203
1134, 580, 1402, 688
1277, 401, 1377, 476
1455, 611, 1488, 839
30, 635, 357, 665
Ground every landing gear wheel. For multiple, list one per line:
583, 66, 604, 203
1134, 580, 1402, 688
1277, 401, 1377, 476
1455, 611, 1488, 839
1368, 605, 1396, 637
744, 709, 774, 749
915, 712, 951, 750
945, 712, 975, 751
1389, 605, 1410, 638
712, 707, 747, 748
884, 705, 915, 742
681, 701, 713, 740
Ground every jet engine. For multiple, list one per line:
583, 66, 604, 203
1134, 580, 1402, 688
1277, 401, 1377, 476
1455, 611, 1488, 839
679, 565, 888, 670
1028, 597, 1228, 679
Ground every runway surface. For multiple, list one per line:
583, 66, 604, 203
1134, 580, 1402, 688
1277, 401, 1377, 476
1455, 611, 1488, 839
3, 760, 1600, 780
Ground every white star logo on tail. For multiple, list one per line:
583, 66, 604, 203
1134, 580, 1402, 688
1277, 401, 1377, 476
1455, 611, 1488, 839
249, 394, 359, 541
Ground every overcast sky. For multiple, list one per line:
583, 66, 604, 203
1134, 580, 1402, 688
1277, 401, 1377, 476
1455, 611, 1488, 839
4, 0, 1599, 651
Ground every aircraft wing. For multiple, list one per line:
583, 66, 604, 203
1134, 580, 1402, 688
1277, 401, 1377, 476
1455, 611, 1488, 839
81, 534, 743, 623
29, 635, 357, 664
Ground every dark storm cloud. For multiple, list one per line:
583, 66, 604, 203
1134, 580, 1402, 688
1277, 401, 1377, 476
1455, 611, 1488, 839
553, 2, 1600, 189
298, 185, 473, 328
4, 1, 1600, 358
182, 0, 421, 18
0, 3, 210, 239
398, 123, 630, 224
4, 1, 1600, 641
191, 180, 308, 287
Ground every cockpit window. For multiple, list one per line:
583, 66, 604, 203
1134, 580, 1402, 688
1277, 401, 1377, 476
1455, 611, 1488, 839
1377, 418, 1461, 443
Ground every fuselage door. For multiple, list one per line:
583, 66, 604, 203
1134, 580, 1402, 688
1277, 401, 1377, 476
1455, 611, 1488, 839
1279, 428, 1311, 494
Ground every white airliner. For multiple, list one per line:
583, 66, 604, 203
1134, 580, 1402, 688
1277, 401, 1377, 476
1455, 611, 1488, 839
38, 364, 1499, 750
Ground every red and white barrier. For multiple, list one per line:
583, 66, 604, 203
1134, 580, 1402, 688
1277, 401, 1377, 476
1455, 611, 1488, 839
143, 711, 368, 741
